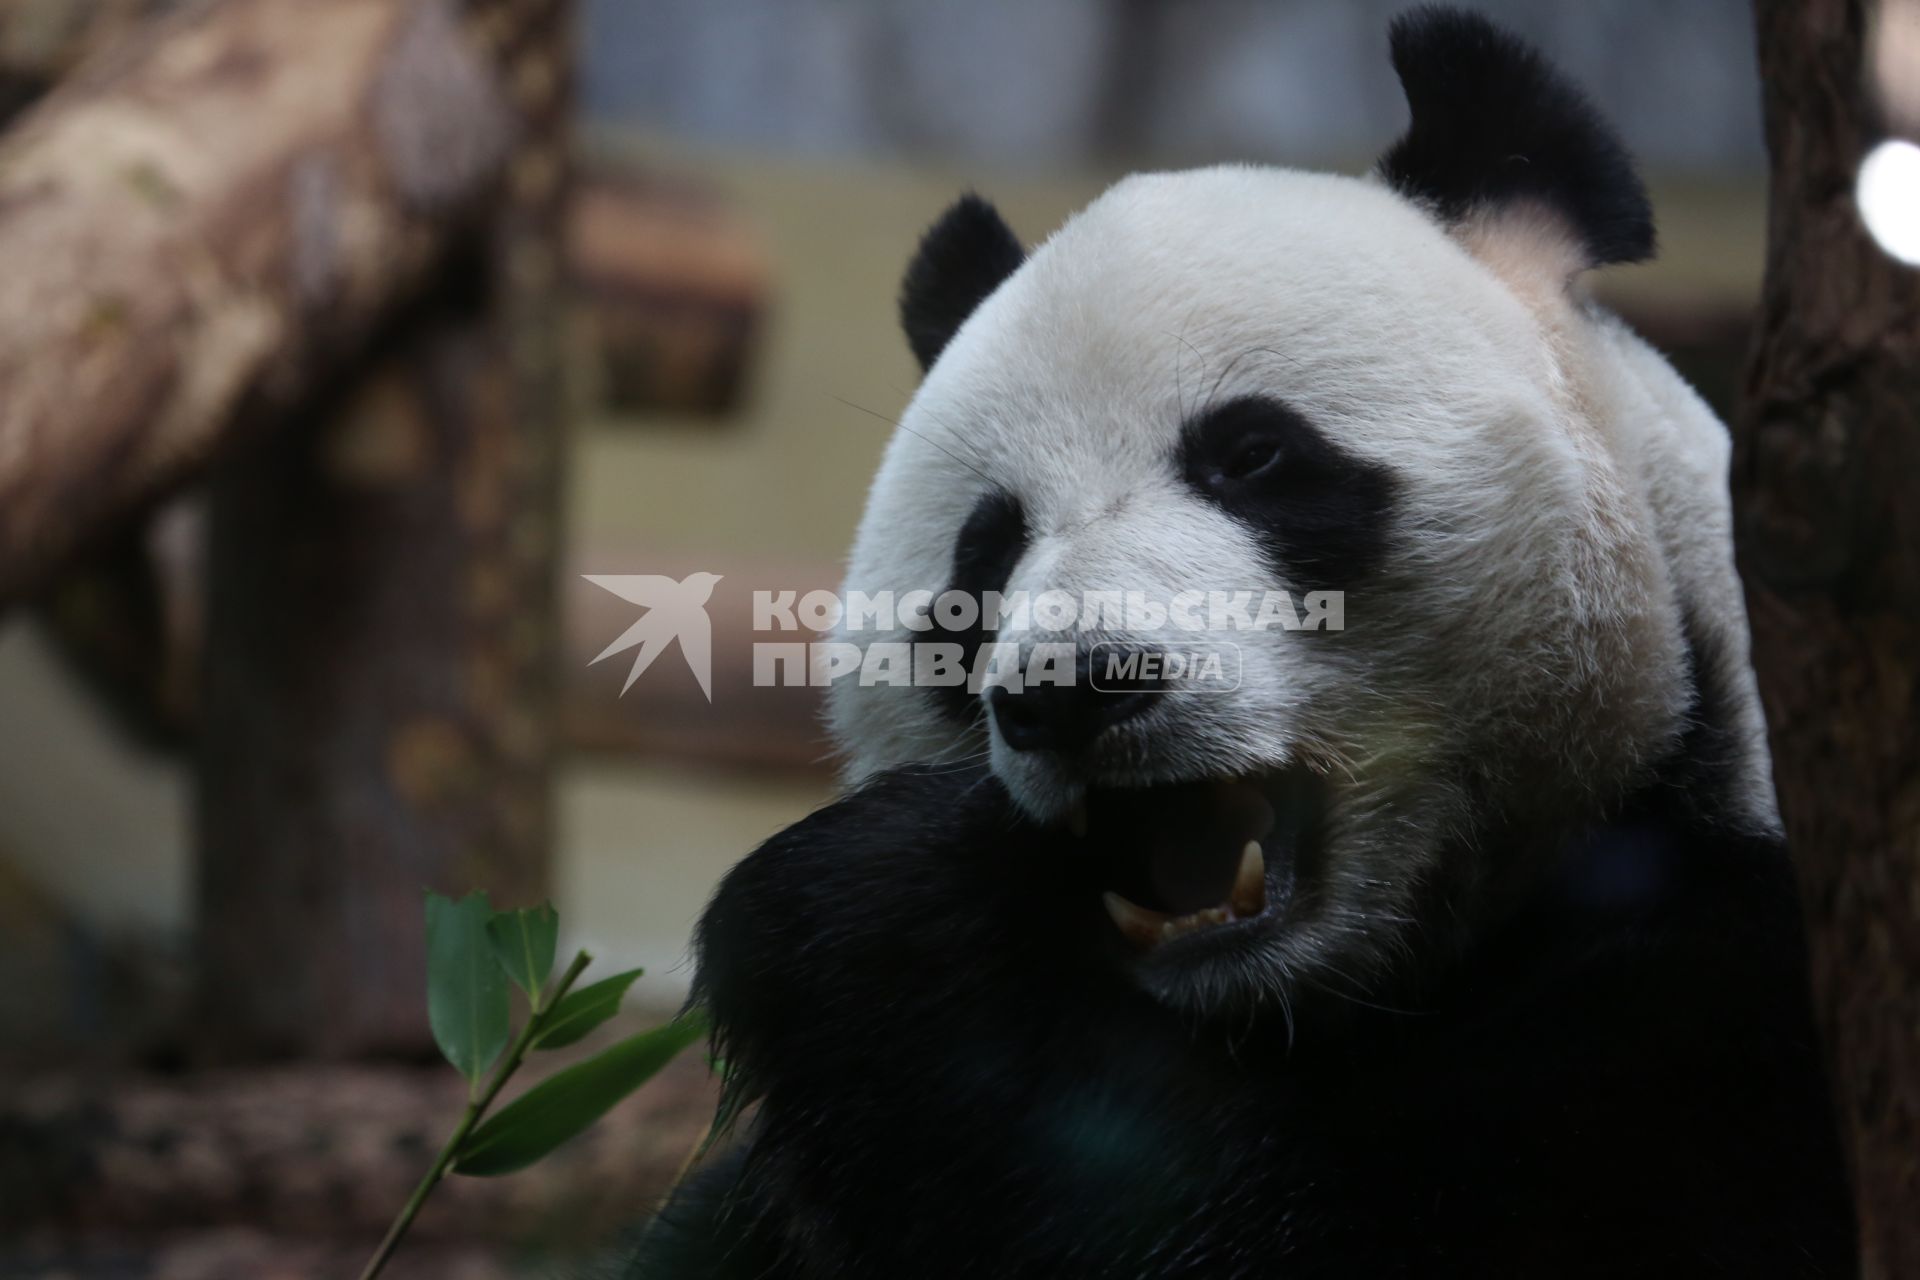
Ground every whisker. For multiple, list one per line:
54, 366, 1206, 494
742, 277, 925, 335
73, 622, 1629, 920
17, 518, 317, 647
1205, 345, 1309, 411
1164, 316, 1207, 421
830, 393, 995, 487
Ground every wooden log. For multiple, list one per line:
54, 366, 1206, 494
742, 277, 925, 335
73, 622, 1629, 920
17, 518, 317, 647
26, 159, 768, 757
195, 282, 557, 1059
0, 1047, 717, 1240
194, 0, 574, 1060
1735, 1, 1920, 1273
0, 0, 518, 606
0, 0, 179, 118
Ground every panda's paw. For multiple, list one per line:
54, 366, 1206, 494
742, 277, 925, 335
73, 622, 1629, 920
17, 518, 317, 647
689, 763, 1116, 1114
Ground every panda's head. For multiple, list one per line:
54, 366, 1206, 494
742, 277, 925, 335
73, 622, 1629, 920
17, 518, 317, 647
828, 8, 1776, 1014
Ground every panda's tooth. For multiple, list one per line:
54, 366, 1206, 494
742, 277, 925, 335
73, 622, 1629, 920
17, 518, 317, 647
1103, 891, 1168, 949
1156, 906, 1234, 942
1230, 840, 1267, 917
1106, 847, 1264, 952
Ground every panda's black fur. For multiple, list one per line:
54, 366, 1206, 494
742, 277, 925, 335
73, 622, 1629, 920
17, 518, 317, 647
612, 9, 1855, 1276
898, 192, 1027, 372
624, 737, 1851, 1277
1378, 6, 1656, 268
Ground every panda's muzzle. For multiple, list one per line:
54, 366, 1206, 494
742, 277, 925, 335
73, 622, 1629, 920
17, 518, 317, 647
1077, 770, 1318, 951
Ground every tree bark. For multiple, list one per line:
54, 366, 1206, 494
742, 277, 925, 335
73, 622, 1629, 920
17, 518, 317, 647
0, 0, 180, 120
1736, 2, 1920, 1274
0, 0, 516, 606
195, 0, 571, 1060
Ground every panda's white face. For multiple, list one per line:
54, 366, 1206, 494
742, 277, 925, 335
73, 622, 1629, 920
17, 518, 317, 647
827, 18, 1772, 1015
831, 167, 1688, 1009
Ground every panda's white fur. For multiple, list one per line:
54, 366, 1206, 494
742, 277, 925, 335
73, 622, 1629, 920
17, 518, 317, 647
826, 163, 1773, 1008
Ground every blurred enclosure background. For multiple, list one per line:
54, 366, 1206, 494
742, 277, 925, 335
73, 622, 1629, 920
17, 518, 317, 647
0, 0, 1770, 1275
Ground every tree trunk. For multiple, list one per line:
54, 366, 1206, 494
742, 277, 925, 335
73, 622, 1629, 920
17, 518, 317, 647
1736, 2, 1920, 1274
0, 0, 516, 606
195, 0, 572, 1060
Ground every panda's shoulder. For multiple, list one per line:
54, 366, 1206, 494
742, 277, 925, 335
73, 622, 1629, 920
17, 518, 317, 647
1472, 817, 1813, 1055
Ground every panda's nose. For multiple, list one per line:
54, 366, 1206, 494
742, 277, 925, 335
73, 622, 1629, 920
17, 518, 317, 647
987, 648, 1166, 754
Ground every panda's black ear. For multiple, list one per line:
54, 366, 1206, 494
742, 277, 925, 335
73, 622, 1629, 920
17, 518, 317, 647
899, 194, 1025, 372
1377, 6, 1653, 271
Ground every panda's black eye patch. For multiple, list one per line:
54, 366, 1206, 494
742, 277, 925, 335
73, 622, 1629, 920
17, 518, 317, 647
1178, 395, 1398, 590
929, 487, 1027, 724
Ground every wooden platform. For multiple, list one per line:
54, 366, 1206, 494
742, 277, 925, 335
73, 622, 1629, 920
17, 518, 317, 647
0, 1043, 720, 1277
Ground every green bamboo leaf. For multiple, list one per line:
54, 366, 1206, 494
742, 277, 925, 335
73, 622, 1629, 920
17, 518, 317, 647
486, 902, 559, 1004
426, 890, 511, 1086
454, 1009, 709, 1177
534, 967, 644, 1049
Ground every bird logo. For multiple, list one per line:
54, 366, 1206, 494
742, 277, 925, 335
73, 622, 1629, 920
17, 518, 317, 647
583, 572, 724, 701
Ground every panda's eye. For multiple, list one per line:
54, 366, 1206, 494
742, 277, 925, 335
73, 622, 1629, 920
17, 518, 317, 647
1178, 393, 1399, 590
1220, 439, 1282, 483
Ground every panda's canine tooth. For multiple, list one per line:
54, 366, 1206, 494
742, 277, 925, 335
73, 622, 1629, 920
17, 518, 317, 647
1103, 891, 1168, 949
1230, 840, 1267, 917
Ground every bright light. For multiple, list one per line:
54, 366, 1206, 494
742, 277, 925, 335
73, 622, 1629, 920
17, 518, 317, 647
1857, 138, 1920, 266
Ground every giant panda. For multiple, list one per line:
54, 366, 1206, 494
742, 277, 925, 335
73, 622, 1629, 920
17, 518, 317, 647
623, 8, 1855, 1277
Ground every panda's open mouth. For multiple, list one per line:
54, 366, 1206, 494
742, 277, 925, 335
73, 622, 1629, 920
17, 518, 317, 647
1075, 769, 1320, 951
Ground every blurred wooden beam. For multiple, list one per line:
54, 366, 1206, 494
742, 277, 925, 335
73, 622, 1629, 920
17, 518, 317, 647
1736, 1, 1920, 1274
194, 0, 573, 1060
567, 171, 767, 418
0, 0, 518, 607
